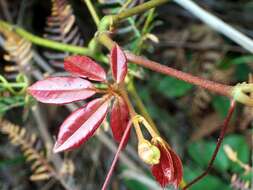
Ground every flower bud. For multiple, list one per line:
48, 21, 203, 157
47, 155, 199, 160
138, 140, 160, 165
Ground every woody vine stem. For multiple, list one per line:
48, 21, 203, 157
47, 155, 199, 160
1, 0, 253, 189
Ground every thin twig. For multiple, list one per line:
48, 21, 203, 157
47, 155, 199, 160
183, 100, 236, 189
84, 0, 100, 27
101, 120, 133, 190
113, 0, 168, 23
32, 50, 55, 74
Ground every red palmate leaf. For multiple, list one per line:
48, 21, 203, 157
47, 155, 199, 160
53, 97, 109, 152
110, 44, 127, 83
110, 97, 130, 144
28, 77, 96, 104
151, 144, 183, 188
64, 56, 106, 81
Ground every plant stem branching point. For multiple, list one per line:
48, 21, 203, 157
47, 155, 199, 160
231, 83, 253, 106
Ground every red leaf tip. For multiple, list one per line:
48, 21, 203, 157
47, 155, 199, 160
53, 141, 62, 153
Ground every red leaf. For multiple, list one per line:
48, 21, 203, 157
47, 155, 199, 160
151, 144, 175, 188
169, 149, 183, 187
110, 97, 130, 144
110, 44, 127, 83
151, 143, 183, 188
28, 77, 96, 104
53, 98, 109, 152
64, 56, 106, 81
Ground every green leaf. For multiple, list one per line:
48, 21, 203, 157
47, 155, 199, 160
138, 86, 178, 127
184, 166, 231, 190
240, 171, 252, 181
235, 64, 251, 81
123, 179, 148, 190
230, 55, 253, 65
188, 140, 230, 172
120, 165, 149, 190
0, 96, 25, 116
223, 135, 250, 173
218, 56, 234, 69
188, 141, 211, 168
155, 76, 193, 98
0, 155, 25, 168
212, 96, 231, 118
188, 135, 250, 174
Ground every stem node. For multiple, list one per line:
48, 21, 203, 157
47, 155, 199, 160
231, 82, 253, 106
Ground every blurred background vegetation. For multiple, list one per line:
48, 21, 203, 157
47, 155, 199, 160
0, 0, 252, 189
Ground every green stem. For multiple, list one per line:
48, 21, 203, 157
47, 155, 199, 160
16, 27, 91, 55
97, 31, 115, 50
112, 0, 168, 23
0, 20, 92, 56
0, 75, 28, 95
142, 8, 155, 34
84, 0, 100, 27
0, 83, 27, 88
118, 87, 144, 142
134, 8, 156, 54
1, 102, 26, 113
119, 85, 137, 118
128, 81, 159, 134
118, 0, 134, 13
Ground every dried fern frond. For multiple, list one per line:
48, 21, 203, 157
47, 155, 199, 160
0, 27, 33, 79
189, 25, 234, 117
189, 25, 234, 83
191, 88, 211, 116
0, 119, 55, 181
60, 158, 75, 176
43, 0, 84, 69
